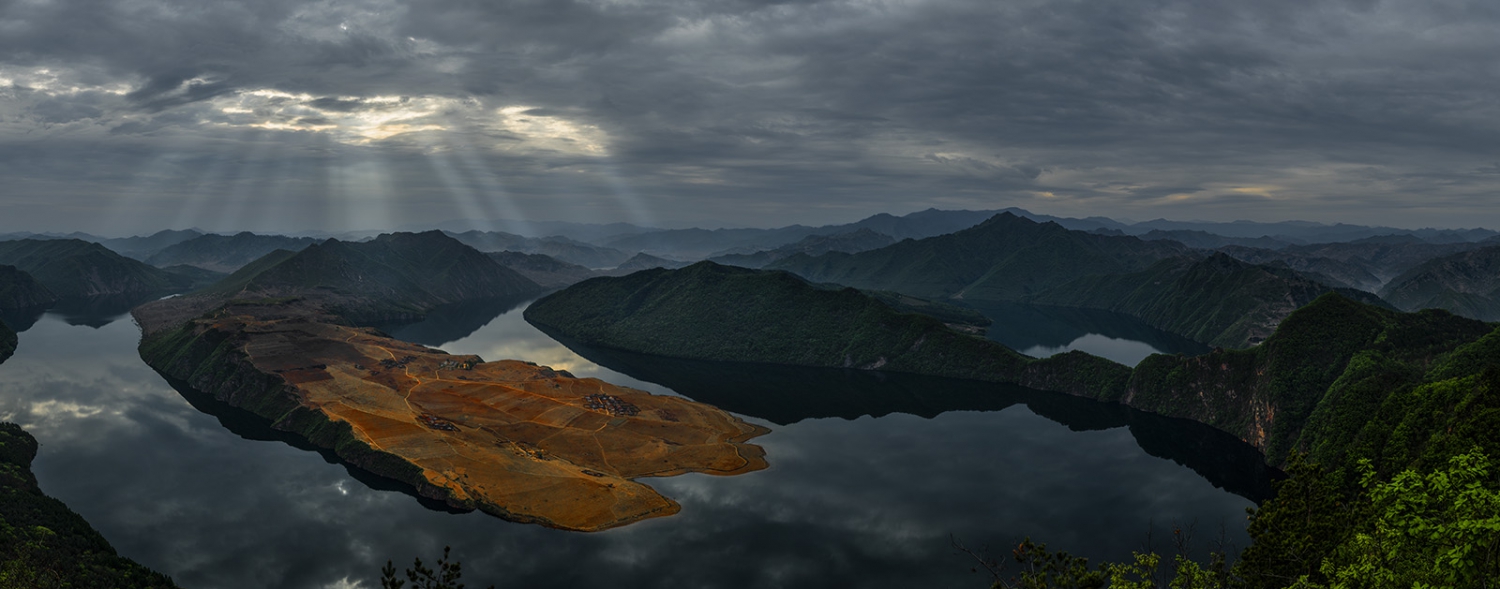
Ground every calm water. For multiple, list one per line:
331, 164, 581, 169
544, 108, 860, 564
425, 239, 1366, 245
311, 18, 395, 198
967, 301, 1208, 366
0, 299, 1267, 589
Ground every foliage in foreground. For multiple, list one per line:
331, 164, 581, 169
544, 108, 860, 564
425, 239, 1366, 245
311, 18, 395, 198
962, 448, 1499, 589
0, 423, 178, 589
380, 546, 493, 589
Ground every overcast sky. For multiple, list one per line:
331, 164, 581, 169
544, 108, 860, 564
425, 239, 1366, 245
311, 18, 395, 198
2, 0, 1499, 235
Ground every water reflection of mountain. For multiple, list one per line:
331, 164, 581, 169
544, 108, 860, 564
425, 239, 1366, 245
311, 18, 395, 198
371, 296, 532, 347
546, 338, 1278, 503
162, 374, 471, 514
0, 305, 49, 332
967, 301, 1208, 356
2, 291, 177, 331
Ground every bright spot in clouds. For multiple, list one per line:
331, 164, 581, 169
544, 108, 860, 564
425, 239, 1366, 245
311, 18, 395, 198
202, 89, 610, 155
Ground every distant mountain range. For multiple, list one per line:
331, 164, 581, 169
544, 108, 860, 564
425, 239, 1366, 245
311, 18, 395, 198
444, 230, 634, 269
147, 232, 318, 272
769, 212, 1189, 301
1379, 245, 1500, 321
484, 251, 603, 290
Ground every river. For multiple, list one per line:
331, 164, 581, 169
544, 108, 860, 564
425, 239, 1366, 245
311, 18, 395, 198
0, 298, 1268, 589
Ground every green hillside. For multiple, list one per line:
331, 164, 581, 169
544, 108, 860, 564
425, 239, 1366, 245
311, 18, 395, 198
1123, 293, 1496, 466
525, 262, 1132, 398
768, 212, 1187, 300
199, 231, 544, 323
1033, 253, 1387, 348
0, 239, 190, 299
0, 423, 179, 588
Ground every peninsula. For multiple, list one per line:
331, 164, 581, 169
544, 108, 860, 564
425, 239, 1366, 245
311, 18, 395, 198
135, 233, 768, 531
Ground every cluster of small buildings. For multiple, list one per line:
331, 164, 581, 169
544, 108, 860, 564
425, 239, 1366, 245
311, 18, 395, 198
379, 355, 418, 370
418, 413, 458, 431
583, 393, 640, 417
438, 358, 477, 371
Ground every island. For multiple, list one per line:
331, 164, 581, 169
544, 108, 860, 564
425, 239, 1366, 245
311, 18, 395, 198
135, 232, 769, 531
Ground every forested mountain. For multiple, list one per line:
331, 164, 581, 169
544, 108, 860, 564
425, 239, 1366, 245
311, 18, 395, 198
146, 232, 318, 272
1379, 245, 1500, 321
525, 262, 1131, 398
529, 263, 1499, 479
0, 239, 191, 298
768, 212, 1188, 300
1031, 253, 1387, 347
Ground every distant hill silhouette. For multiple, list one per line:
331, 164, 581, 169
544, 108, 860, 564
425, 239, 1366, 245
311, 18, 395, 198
769, 212, 1188, 300
200, 231, 543, 323
1379, 245, 1500, 321
0, 239, 191, 298
445, 230, 633, 268
147, 232, 318, 272
484, 251, 601, 289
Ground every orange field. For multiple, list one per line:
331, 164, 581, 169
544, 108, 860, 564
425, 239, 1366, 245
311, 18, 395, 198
209, 313, 769, 531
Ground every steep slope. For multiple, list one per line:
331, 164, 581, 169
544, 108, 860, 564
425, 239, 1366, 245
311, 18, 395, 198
199, 231, 544, 324
485, 251, 601, 289
524, 262, 1132, 398
0, 264, 58, 310
0, 423, 179, 587
1378, 245, 1500, 321
1033, 253, 1387, 347
768, 212, 1188, 300
1218, 245, 1383, 291
0, 319, 14, 361
1124, 294, 1496, 466
0, 239, 191, 298
146, 232, 318, 272
445, 230, 633, 268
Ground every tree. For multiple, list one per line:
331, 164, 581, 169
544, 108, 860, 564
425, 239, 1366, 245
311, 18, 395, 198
1298, 449, 1500, 589
380, 546, 493, 589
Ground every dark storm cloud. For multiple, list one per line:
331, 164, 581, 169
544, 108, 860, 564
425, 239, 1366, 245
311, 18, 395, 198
2, 0, 1500, 233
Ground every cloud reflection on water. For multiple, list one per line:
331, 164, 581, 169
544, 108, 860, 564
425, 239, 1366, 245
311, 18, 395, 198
0, 308, 1257, 589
